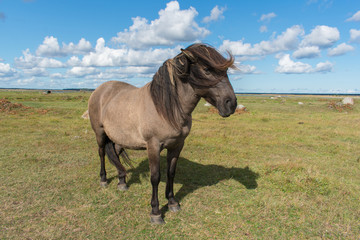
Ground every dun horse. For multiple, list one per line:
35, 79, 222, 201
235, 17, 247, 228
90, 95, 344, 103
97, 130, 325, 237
88, 44, 237, 224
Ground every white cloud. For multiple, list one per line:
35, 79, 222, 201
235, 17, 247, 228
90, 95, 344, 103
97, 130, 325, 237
36, 36, 92, 57
346, 10, 360, 22
22, 67, 49, 77
328, 43, 355, 56
203, 5, 226, 23
62, 38, 92, 55
314, 61, 333, 72
301, 25, 339, 48
67, 56, 82, 66
234, 64, 257, 74
51, 73, 64, 79
111, 1, 209, 48
0, 62, 17, 78
17, 77, 36, 86
293, 46, 320, 59
83, 67, 157, 80
81, 38, 179, 67
15, 49, 64, 69
220, 25, 304, 57
350, 29, 360, 43
259, 12, 276, 22
275, 54, 333, 74
36, 36, 62, 57
67, 67, 99, 77
275, 54, 312, 73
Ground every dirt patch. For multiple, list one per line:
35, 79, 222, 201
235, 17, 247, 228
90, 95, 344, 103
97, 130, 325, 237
208, 106, 249, 115
0, 98, 48, 114
327, 101, 353, 112
0, 98, 31, 114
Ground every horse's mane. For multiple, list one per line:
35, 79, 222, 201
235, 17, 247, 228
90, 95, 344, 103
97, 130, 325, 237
149, 44, 235, 130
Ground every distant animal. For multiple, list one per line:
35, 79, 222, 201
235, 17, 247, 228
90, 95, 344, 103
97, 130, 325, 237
88, 43, 237, 224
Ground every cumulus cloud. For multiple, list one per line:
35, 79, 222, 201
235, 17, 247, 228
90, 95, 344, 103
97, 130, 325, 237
292, 46, 320, 59
259, 12, 276, 22
36, 36, 92, 57
66, 56, 82, 66
51, 73, 64, 79
350, 29, 360, 43
22, 67, 49, 77
235, 64, 257, 74
301, 25, 339, 48
17, 77, 36, 86
0, 62, 17, 78
15, 49, 64, 69
220, 25, 304, 57
275, 54, 333, 74
81, 38, 179, 67
346, 10, 360, 22
328, 43, 354, 56
111, 1, 209, 48
203, 5, 226, 23
67, 67, 99, 77
82, 67, 157, 81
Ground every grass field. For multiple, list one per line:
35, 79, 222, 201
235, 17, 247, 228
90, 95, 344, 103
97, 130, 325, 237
1, 90, 359, 239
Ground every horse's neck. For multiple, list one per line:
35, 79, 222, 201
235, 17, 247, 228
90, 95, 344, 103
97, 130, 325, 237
177, 80, 200, 117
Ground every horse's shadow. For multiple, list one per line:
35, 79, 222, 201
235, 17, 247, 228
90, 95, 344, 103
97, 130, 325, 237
125, 156, 259, 215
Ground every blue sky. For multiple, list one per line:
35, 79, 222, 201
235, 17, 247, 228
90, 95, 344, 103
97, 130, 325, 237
0, 0, 359, 93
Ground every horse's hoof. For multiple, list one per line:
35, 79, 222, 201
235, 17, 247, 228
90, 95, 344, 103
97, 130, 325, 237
117, 184, 129, 191
168, 203, 181, 212
100, 181, 108, 188
150, 214, 165, 224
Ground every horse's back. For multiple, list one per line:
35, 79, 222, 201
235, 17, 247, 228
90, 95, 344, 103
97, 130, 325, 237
89, 81, 152, 148
88, 81, 137, 129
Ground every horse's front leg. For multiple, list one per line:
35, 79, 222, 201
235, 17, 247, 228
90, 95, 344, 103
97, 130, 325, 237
166, 142, 184, 212
147, 139, 164, 224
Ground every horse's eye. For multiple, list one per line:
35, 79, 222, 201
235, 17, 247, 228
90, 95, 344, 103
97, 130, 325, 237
204, 67, 211, 75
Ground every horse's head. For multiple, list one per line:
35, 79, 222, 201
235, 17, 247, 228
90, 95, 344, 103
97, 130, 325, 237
179, 44, 237, 117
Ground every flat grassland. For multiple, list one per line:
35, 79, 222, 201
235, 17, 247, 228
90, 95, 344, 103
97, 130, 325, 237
1, 90, 359, 239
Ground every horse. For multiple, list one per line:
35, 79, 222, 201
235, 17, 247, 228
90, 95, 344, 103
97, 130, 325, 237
88, 43, 237, 224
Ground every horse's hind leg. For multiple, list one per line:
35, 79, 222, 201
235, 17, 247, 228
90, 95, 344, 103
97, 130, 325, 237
105, 141, 128, 191
96, 133, 108, 188
99, 146, 108, 187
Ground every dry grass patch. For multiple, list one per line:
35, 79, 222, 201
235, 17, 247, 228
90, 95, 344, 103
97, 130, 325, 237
1, 91, 360, 239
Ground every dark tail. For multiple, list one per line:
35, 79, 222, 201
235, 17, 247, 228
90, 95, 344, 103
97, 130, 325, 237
119, 148, 135, 168
104, 141, 134, 169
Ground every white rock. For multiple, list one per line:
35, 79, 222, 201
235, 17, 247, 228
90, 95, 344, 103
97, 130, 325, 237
82, 110, 90, 119
342, 97, 354, 105
236, 104, 246, 110
298, 102, 304, 105
204, 102, 212, 107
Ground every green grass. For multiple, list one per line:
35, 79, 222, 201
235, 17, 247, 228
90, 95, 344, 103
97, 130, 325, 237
1, 90, 359, 239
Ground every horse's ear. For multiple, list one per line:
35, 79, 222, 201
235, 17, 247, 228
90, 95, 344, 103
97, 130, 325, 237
181, 49, 196, 63
172, 54, 191, 80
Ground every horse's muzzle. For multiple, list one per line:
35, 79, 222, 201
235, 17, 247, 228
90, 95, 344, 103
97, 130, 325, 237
218, 97, 237, 117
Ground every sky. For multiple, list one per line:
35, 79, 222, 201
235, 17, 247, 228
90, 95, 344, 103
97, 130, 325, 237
0, 0, 360, 93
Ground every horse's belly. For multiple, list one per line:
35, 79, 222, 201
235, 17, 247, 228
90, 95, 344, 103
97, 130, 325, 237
104, 125, 147, 150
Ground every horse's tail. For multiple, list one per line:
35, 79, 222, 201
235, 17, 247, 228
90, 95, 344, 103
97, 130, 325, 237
119, 149, 134, 168
104, 141, 134, 169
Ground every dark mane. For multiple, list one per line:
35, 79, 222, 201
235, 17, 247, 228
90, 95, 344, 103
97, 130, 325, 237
186, 43, 235, 71
149, 60, 185, 130
149, 44, 235, 130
